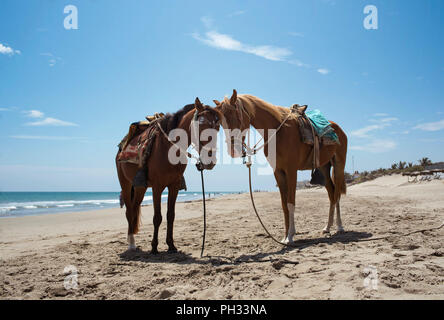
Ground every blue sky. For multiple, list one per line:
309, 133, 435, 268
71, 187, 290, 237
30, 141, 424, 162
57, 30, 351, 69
1, 0, 443, 192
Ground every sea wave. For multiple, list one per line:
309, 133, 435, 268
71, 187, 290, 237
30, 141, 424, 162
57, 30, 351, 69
0, 199, 121, 214
0, 191, 231, 217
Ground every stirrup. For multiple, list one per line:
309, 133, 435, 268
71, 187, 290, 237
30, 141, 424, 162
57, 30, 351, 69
133, 169, 148, 188
179, 176, 187, 191
310, 169, 325, 186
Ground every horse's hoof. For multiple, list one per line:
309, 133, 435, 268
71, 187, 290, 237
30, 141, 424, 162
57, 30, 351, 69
322, 228, 330, 235
167, 247, 178, 253
336, 227, 345, 234
281, 237, 294, 245
127, 245, 137, 251
151, 249, 159, 255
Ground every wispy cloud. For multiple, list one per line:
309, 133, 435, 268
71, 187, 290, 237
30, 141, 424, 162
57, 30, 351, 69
40, 52, 62, 67
192, 30, 292, 61
22, 109, 78, 127
289, 59, 310, 68
227, 10, 245, 17
23, 110, 44, 118
25, 117, 77, 127
200, 16, 214, 29
370, 117, 398, 123
352, 116, 398, 138
288, 32, 304, 37
350, 139, 396, 153
0, 43, 21, 56
414, 119, 444, 132
10, 135, 83, 141
192, 17, 328, 73
350, 113, 401, 153
351, 124, 386, 138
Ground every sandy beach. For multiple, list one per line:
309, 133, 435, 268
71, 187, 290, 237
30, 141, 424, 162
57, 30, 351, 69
1, 174, 443, 300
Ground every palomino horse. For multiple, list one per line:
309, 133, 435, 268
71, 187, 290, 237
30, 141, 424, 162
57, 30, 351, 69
214, 90, 348, 244
116, 98, 222, 253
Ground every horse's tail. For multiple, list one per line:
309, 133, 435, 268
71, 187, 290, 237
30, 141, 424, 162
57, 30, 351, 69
332, 157, 347, 204
331, 123, 348, 204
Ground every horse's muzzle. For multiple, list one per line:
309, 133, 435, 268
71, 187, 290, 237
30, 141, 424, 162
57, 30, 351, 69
202, 162, 216, 170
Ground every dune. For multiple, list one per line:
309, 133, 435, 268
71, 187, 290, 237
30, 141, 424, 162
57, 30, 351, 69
1, 174, 443, 299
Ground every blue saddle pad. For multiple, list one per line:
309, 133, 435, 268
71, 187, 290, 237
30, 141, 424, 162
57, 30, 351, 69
305, 109, 338, 142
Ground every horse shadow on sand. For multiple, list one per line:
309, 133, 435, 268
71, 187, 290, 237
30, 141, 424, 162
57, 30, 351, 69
118, 230, 372, 267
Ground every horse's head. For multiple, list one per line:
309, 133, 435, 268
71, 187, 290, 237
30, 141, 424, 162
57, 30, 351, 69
192, 97, 222, 170
213, 89, 250, 158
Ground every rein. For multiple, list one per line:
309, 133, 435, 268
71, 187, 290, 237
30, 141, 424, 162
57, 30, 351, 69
156, 121, 198, 161
242, 132, 295, 248
237, 100, 292, 156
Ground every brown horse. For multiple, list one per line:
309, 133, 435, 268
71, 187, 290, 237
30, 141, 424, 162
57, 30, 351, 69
116, 98, 222, 253
214, 90, 348, 244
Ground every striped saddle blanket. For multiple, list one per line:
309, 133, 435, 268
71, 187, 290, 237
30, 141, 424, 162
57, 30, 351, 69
117, 121, 159, 166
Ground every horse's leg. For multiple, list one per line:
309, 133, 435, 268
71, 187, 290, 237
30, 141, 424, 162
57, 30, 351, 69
335, 202, 344, 233
332, 155, 346, 233
320, 162, 336, 234
166, 184, 179, 253
274, 169, 289, 242
283, 169, 297, 244
151, 185, 164, 254
129, 186, 147, 249
116, 163, 137, 250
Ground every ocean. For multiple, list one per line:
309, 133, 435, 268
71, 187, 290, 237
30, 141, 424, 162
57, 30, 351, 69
0, 191, 234, 218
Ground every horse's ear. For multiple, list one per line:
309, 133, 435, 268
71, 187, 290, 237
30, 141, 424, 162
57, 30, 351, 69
195, 97, 204, 112
213, 99, 221, 106
230, 89, 237, 106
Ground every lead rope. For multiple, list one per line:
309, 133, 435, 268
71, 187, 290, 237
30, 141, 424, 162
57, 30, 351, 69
246, 162, 294, 247
198, 165, 207, 257
243, 129, 444, 248
244, 129, 293, 247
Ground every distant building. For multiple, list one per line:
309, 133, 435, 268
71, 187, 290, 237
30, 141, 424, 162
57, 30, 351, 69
425, 162, 444, 170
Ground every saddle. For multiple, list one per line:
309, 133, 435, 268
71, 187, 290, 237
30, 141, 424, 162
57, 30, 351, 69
117, 121, 159, 167
290, 104, 339, 185
117, 112, 186, 190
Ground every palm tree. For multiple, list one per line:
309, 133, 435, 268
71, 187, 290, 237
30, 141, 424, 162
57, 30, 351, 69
398, 161, 406, 170
408, 162, 413, 168
418, 157, 432, 167
391, 163, 398, 170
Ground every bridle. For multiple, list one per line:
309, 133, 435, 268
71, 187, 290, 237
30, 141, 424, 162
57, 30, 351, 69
157, 109, 220, 163
222, 99, 291, 159
190, 109, 220, 158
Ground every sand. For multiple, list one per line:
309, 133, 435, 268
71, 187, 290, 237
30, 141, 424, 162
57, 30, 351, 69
1, 174, 443, 300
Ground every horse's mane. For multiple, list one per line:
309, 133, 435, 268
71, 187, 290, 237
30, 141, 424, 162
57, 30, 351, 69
227, 94, 286, 123
159, 104, 195, 133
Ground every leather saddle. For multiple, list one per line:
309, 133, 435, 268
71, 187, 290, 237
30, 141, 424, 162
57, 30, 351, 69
117, 112, 186, 190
